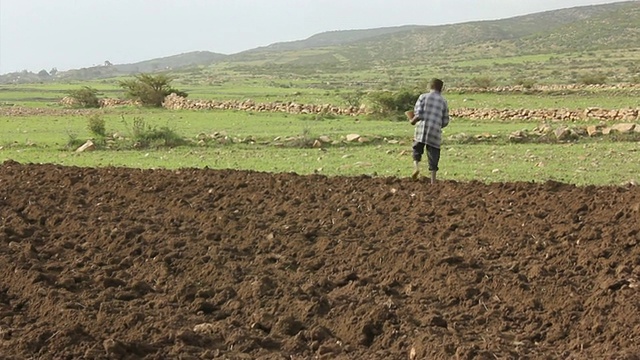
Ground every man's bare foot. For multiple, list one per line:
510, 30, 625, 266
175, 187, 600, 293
411, 169, 420, 180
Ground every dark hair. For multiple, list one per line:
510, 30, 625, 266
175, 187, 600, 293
430, 78, 444, 92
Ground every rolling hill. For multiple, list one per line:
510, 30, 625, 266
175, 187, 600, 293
1, 1, 638, 84
227, 1, 639, 68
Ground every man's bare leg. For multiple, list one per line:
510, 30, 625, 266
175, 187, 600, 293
430, 170, 436, 184
412, 161, 420, 180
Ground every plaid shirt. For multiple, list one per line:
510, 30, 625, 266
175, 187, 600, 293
413, 91, 450, 148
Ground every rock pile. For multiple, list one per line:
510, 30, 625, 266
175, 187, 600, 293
457, 83, 640, 93
53, 93, 640, 123
162, 94, 366, 116
162, 94, 639, 122
452, 107, 639, 122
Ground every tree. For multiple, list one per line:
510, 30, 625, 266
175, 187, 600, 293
66, 86, 101, 108
37, 69, 50, 77
367, 89, 419, 118
119, 73, 187, 107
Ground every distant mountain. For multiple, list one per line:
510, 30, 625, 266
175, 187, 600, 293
1, 1, 638, 84
246, 25, 422, 53
0, 51, 227, 84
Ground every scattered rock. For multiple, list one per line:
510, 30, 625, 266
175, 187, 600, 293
75, 140, 95, 153
586, 125, 601, 136
554, 127, 571, 140
611, 123, 636, 133
509, 130, 527, 142
346, 134, 361, 142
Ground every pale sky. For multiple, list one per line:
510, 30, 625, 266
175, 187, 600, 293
0, 0, 632, 74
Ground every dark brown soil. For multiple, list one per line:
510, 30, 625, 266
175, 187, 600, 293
1, 161, 639, 359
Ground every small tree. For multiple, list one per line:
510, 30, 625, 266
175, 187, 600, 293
367, 89, 419, 119
515, 77, 536, 89
471, 76, 494, 89
341, 90, 364, 108
579, 73, 607, 85
87, 114, 106, 137
67, 86, 101, 108
119, 73, 188, 107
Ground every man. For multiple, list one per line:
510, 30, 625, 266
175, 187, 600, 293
410, 78, 450, 184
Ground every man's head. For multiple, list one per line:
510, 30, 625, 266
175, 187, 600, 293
430, 78, 444, 92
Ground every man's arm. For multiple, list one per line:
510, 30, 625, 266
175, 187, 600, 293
441, 100, 450, 128
411, 94, 426, 125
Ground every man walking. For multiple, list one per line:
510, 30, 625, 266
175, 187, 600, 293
409, 78, 450, 184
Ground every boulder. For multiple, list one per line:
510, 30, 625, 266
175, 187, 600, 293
76, 140, 95, 153
586, 125, 601, 137
554, 127, 571, 140
345, 134, 360, 142
610, 123, 636, 133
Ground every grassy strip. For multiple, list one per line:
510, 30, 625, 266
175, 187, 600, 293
1, 109, 638, 185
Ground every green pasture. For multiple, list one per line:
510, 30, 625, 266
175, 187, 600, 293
3, 141, 638, 185
1, 107, 638, 185
0, 109, 543, 147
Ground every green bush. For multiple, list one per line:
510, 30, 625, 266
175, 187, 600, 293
367, 89, 419, 118
470, 77, 494, 89
87, 114, 106, 137
65, 130, 84, 149
341, 90, 365, 107
67, 86, 100, 108
515, 78, 536, 89
579, 73, 607, 85
128, 117, 186, 148
119, 74, 188, 107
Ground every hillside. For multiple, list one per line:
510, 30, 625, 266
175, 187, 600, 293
225, 1, 639, 68
0, 51, 227, 84
0, 1, 638, 84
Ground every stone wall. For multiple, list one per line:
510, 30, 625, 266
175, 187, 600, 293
161, 94, 366, 116
54, 87, 640, 122
162, 94, 639, 122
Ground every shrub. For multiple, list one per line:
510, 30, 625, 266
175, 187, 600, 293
579, 73, 607, 85
515, 78, 536, 89
119, 74, 188, 107
341, 90, 365, 107
87, 114, 106, 137
367, 89, 419, 118
65, 130, 84, 149
127, 117, 186, 148
470, 77, 494, 89
67, 86, 100, 108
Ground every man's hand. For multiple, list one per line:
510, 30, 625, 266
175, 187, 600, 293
410, 116, 419, 125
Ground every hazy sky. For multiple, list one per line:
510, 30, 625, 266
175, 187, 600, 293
0, 0, 632, 74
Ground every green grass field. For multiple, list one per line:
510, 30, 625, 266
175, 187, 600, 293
1, 101, 638, 185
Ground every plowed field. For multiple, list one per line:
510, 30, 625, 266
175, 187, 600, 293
1, 161, 639, 359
